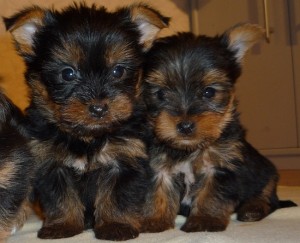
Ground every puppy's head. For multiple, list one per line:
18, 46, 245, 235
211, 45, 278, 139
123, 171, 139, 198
143, 24, 264, 151
4, 3, 169, 138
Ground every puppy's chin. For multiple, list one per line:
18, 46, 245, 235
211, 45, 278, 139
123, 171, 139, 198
170, 138, 201, 152
58, 113, 131, 139
58, 123, 113, 140
155, 133, 207, 152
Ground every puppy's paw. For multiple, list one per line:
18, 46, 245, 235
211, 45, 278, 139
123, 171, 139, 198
94, 222, 139, 241
140, 218, 174, 233
181, 216, 228, 232
38, 224, 83, 239
237, 210, 264, 222
237, 199, 271, 222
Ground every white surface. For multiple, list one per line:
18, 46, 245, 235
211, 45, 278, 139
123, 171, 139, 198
7, 186, 300, 243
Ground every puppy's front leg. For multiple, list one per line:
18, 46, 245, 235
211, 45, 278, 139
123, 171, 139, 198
93, 165, 141, 241
36, 166, 85, 239
140, 176, 180, 233
181, 169, 236, 232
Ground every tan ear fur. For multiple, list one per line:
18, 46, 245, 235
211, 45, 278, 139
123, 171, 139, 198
225, 23, 265, 63
5, 6, 45, 55
130, 4, 170, 51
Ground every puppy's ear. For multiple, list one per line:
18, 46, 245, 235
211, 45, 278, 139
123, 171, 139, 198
129, 4, 170, 51
3, 6, 46, 55
222, 23, 265, 63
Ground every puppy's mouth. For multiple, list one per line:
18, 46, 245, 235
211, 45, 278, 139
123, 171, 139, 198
154, 119, 202, 151
154, 111, 223, 151
156, 127, 213, 152
57, 95, 133, 136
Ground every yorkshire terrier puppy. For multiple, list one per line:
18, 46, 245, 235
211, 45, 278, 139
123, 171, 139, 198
143, 23, 297, 232
0, 90, 33, 241
4, 3, 168, 240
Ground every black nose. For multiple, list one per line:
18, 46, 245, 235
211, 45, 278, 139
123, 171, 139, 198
177, 121, 195, 135
89, 104, 108, 118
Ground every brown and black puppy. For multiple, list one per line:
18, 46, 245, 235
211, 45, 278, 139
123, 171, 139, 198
0, 90, 33, 241
4, 3, 169, 241
142, 23, 297, 233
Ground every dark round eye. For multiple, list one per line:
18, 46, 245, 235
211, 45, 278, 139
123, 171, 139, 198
61, 68, 76, 81
156, 89, 165, 101
203, 87, 216, 99
112, 65, 125, 79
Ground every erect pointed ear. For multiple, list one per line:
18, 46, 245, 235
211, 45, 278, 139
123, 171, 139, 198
129, 4, 170, 51
3, 6, 46, 55
222, 23, 265, 63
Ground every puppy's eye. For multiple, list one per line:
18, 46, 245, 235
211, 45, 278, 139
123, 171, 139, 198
156, 89, 165, 101
61, 68, 77, 81
203, 87, 216, 99
112, 65, 125, 79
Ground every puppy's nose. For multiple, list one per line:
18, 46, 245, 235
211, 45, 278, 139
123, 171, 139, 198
177, 121, 195, 135
89, 104, 108, 118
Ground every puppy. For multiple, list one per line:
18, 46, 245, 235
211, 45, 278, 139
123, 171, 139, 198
0, 90, 33, 241
143, 23, 297, 232
4, 3, 169, 240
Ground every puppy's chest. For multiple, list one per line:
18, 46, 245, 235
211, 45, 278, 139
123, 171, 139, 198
173, 156, 201, 205
155, 149, 221, 204
75, 138, 146, 173
155, 151, 199, 199
172, 160, 196, 186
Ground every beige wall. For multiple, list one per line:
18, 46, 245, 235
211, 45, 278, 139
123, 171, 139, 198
0, 0, 190, 110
